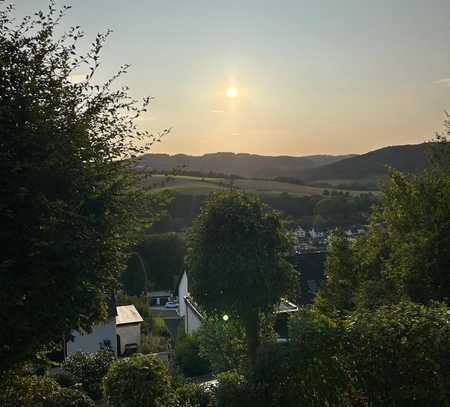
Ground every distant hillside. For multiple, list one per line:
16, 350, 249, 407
138, 152, 355, 178
298, 144, 429, 183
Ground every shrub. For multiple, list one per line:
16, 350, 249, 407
46, 387, 95, 407
175, 381, 215, 407
215, 370, 251, 407
342, 301, 450, 407
0, 374, 60, 407
197, 318, 247, 374
175, 333, 210, 377
53, 370, 78, 388
251, 303, 450, 407
253, 310, 349, 407
0, 374, 94, 407
62, 348, 115, 400
103, 354, 175, 407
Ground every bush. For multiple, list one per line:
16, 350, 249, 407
0, 374, 60, 407
175, 381, 215, 407
175, 333, 210, 377
252, 303, 450, 407
46, 387, 95, 407
253, 309, 348, 407
215, 370, 251, 407
0, 374, 94, 407
62, 348, 115, 400
53, 370, 78, 388
342, 301, 450, 406
197, 318, 247, 374
103, 354, 175, 407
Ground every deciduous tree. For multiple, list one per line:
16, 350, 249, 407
187, 192, 298, 370
0, 2, 166, 373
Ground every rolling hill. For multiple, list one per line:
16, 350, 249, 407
138, 143, 430, 186
297, 143, 429, 183
138, 152, 355, 178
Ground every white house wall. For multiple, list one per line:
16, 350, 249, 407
185, 304, 202, 335
117, 323, 141, 355
178, 271, 188, 317
66, 317, 117, 356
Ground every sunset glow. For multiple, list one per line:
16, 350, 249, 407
226, 87, 238, 98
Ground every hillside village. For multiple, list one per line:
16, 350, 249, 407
1, 2, 450, 407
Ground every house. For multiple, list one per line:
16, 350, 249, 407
148, 290, 173, 307
309, 227, 325, 240
177, 270, 298, 337
116, 305, 144, 356
177, 271, 203, 335
65, 313, 118, 357
295, 226, 306, 239
65, 304, 143, 358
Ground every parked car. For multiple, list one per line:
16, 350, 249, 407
165, 300, 178, 308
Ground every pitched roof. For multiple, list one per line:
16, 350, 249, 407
184, 296, 204, 320
116, 305, 143, 326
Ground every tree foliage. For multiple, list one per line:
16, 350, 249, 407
342, 301, 450, 407
314, 232, 357, 316
121, 233, 185, 295
315, 136, 450, 314
187, 191, 298, 368
103, 354, 175, 407
251, 303, 450, 407
61, 348, 115, 400
174, 381, 215, 407
174, 332, 210, 377
253, 309, 348, 407
215, 370, 251, 407
0, 2, 166, 372
0, 374, 95, 407
196, 318, 247, 374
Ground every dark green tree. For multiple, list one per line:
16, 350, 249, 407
138, 232, 185, 290
314, 232, 357, 316
0, 3, 166, 373
342, 301, 450, 407
174, 332, 210, 377
315, 135, 450, 313
368, 136, 450, 304
103, 354, 175, 407
187, 192, 298, 369
197, 317, 247, 374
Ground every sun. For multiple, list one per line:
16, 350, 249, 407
226, 86, 238, 98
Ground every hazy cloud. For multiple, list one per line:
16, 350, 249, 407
211, 109, 225, 113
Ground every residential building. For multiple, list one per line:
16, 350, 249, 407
116, 305, 144, 356
65, 304, 143, 358
176, 270, 298, 337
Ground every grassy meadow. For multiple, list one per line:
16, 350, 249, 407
147, 174, 377, 197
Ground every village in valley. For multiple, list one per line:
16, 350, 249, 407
1, 2, 449, 407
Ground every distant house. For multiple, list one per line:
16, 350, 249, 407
177, 271, 203, 335
295, 226, 306, 239
149, 290, 172, 307
65, 304, 143, 358
116, 305, 144, 356
309, 227, 325, 240
65, 313, 118, 358
177, 270, 298, 337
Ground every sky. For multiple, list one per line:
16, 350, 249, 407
13, 0, 450, 156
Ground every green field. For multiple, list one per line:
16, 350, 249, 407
147, 175, 378, 197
